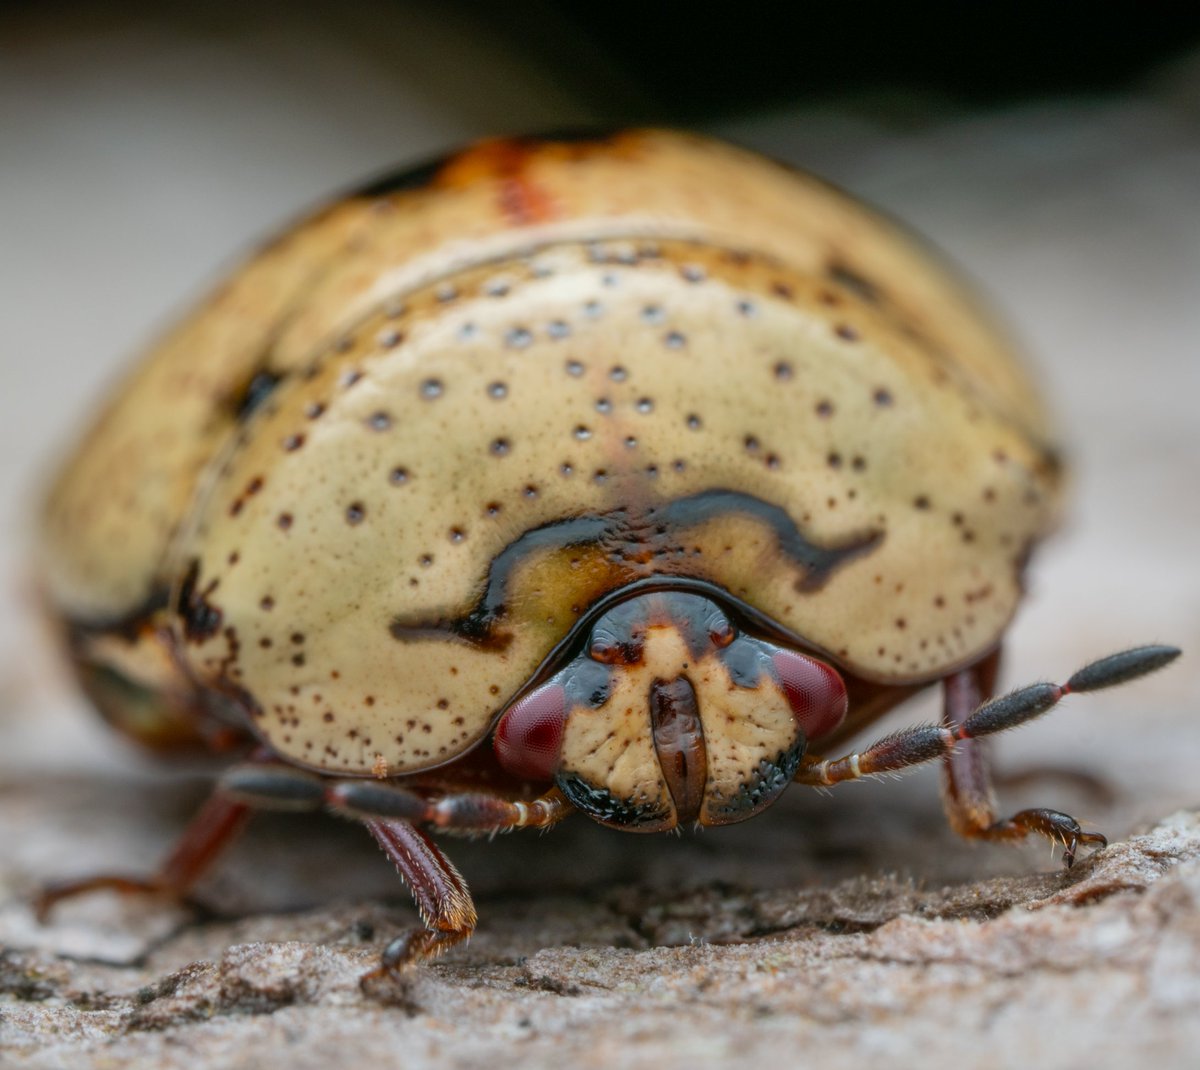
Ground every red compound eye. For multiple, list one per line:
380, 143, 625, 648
771, 650, 848, 742
493, 682, 568, 781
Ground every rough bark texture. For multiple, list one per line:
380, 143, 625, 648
3, 797, 1200, 1068
3, 9, 1199, 1069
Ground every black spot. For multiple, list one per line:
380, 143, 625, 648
233, 369, 281, 421
177, 560, 222, 643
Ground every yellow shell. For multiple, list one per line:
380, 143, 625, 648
40, 130, 1062, 776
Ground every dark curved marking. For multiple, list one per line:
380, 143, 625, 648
231, 368, 282, 421
389, 514, 613, 646
389, 491, 882, 648
657, 490, 883, 593
177, 559, 223, 643
826, 260, 886, 305
554, 773, 672, 831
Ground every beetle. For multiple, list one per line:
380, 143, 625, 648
35, 130, 1179, 973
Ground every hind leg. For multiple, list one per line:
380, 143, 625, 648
34, 789, 251, 920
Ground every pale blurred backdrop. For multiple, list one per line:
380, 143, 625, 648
2, 2, 1199, 913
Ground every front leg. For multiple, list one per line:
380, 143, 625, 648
217, 767, 572, 972
362, 819, 477, 975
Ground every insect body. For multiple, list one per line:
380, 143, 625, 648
36, 131, 1179, 971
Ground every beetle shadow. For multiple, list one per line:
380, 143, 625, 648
5, 761, 1123, 967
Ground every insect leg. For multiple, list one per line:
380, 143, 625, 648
935, 650, 1107, 865
795, 644, 1180, 865
218, 770, 570, 972
360, 819, 478, 978
324, 782, 572, 832
34, 790, 251, 920
327, 786, 569, 975
939, 649, 1002, 839
217, 763, 572, 833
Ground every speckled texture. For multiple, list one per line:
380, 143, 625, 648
40, 133, 1059, 776
3, 10, 1199, 1070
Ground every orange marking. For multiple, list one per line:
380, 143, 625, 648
436, 138, 558, 225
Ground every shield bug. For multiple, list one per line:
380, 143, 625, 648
35, 130, 1180, 972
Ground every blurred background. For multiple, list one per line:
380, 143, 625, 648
1, 2, 1199, 921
